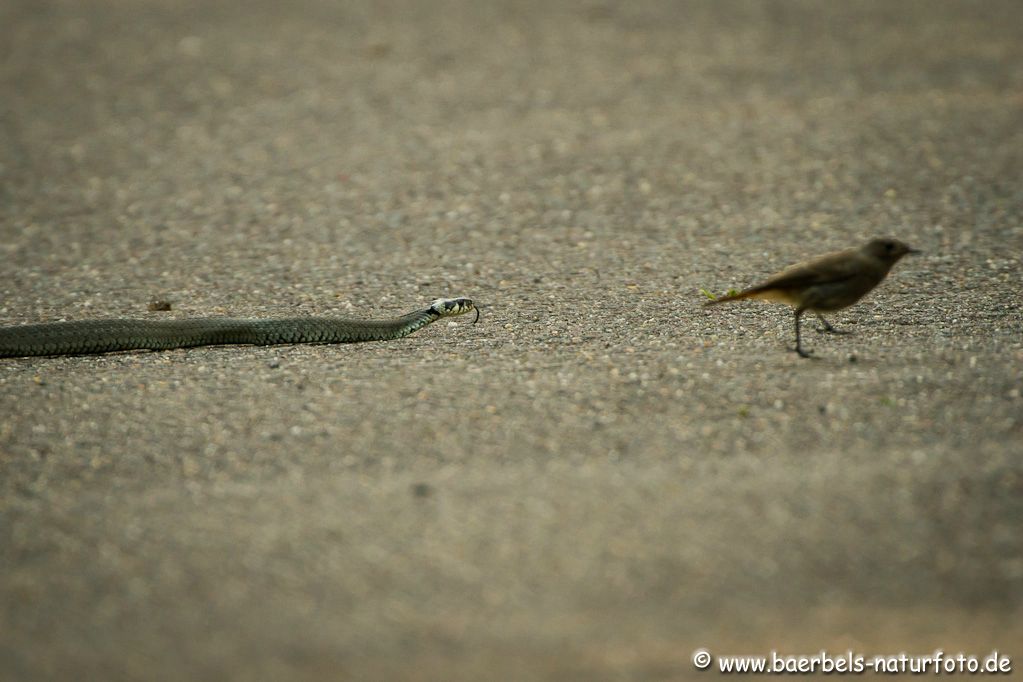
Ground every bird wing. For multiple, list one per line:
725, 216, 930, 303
704, 247, 862, 306
753, 247, 864, 291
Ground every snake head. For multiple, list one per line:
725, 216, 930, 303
431, 297, 479, 323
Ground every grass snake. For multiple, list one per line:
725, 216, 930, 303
0, 297, 477, 358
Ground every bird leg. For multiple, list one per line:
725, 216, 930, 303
793, 309, 813, 358
815, 313, 850, 335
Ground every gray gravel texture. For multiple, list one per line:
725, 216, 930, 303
2, 1, 1022, 680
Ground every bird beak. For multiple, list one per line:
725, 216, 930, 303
907, 248, 922, 255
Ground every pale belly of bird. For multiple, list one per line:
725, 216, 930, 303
801, 276, 880, 312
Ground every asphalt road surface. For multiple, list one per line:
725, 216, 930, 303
2, 1, 1021, 680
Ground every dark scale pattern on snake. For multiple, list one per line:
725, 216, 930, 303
0, 298, 477, 358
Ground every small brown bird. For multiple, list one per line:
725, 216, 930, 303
705, 237, 919, 357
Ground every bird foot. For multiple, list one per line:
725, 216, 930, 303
814, 316, 852, 335
792, 346, 816, 359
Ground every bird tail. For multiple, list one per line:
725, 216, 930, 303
703, 289, 758, 306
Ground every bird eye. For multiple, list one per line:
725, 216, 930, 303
885, 241, 894, 251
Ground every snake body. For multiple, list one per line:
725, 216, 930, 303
0, 298, 476, 358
